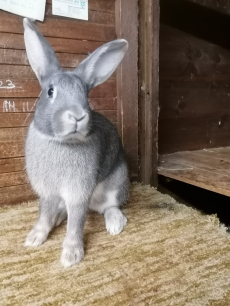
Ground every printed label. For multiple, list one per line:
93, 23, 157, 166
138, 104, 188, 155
0, 0, 46, 21
52, 0, 88, 21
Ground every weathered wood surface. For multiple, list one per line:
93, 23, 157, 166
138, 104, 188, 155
158, 147, 230, 197
139, 0, 159, 186
115, 0, 139, 181
0, 11, 115, 42
0, 184, 36, 206
0, 98, 117, 113
159, 0, 230, 154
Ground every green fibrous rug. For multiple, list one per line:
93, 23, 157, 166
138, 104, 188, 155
1, 183, 230, 306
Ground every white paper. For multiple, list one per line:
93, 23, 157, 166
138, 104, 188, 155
0, 0, 46, 21
52, 0, 88, 21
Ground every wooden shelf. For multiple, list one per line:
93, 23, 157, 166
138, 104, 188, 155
158, 147, 230, 197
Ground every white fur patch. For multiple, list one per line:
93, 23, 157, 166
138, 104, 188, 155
104, 207, 127, 235
89, 183, 119, 214
24, 228, 48, 246
61, 244, 84, 268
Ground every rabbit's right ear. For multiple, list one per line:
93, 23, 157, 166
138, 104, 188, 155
23, 18, 61, 86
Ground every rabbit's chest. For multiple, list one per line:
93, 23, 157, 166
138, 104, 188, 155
25, 123, 97, 195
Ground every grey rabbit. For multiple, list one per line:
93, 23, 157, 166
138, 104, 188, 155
23, 18, 129, 268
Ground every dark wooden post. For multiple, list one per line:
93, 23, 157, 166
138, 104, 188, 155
139, 0, 160, 186
115, 0, 139, 181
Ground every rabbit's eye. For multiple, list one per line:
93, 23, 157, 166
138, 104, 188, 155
48, 87, 54, 97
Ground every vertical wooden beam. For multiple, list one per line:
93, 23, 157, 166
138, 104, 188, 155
115, 0, 139, 181
139, 0, 159, 186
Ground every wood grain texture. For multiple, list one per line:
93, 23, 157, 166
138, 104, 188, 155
0, 184, 36, 205
0, 127, 27, 158
160, 0, 230, 50
0, 33, 104, 54
0, 50, 87, 68
139, 0, 159, 186
115, 0, 138, 181
0, 157, 25, 174
159, 2, 230, 154
0, 171, 27, 188
0, 98, 117, 113
0, 11, 116, 42
158, 147, 230, 197
0, 78, 116, 98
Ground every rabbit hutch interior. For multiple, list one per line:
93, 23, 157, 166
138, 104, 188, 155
158, 0, 230, 198
1, 0, 230, 205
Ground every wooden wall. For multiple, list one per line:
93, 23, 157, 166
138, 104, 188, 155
159, 0, 230, 154
0, 0, 118, 205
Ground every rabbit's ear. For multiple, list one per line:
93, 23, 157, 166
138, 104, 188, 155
23, 18, 61, 85
74, 39, 128, 90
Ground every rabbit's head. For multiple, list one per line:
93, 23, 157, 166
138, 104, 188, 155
23, 18, 128, 141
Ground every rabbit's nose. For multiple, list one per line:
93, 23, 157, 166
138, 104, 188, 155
67, 112, 86, 123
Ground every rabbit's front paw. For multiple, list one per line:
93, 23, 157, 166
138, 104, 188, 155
24, 228, 48, 247
105, 207, 127, 235
61, 243, 84, 268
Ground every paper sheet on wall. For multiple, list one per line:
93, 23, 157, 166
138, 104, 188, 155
0, 0, 46, 21
52, 0, 88, 21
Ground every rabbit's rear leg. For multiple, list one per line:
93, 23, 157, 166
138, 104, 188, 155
25, 196, 59, 247
89, 184, 127, 235
54, 200, 67, 227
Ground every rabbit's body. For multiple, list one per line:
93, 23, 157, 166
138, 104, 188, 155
26, 112, 128, 210
23, 19, 129, 268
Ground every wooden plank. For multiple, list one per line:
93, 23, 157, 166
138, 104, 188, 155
0, 50, 87, 68
160, 0, 230, 50
89, 97, 116, 110
190, 147, 230, 163
0, 98, 116, 113
0, 33, 104, 54
159, 113, 230, 154
0, 171, 27, 188
0, 97, 116, 113
0, 184, 36, 206
0, 66, 117, 81
0, 78, 116, 98
159, 11, 230, 154
0, 127, 27, 142
158, 149, 230, 197
0, 142, 25, 159
45, 4, 115, 25
139, 0, 159, 186
159, 151, 230, 177
0, 11, 116, 42
0, 157, 25, 174
160, 81, 230, 120
0, 128, 27, 158
0, 65, 36, 80
115, 0, 138, 181
46, 0, 115, 13
0, 113, 34, 128
159, 164, 230, 197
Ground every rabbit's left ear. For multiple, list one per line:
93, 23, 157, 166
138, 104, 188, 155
74, 39, 128, 90
23, 18, 61, 86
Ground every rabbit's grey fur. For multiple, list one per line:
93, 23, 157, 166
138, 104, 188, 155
23, 18, 129, 268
